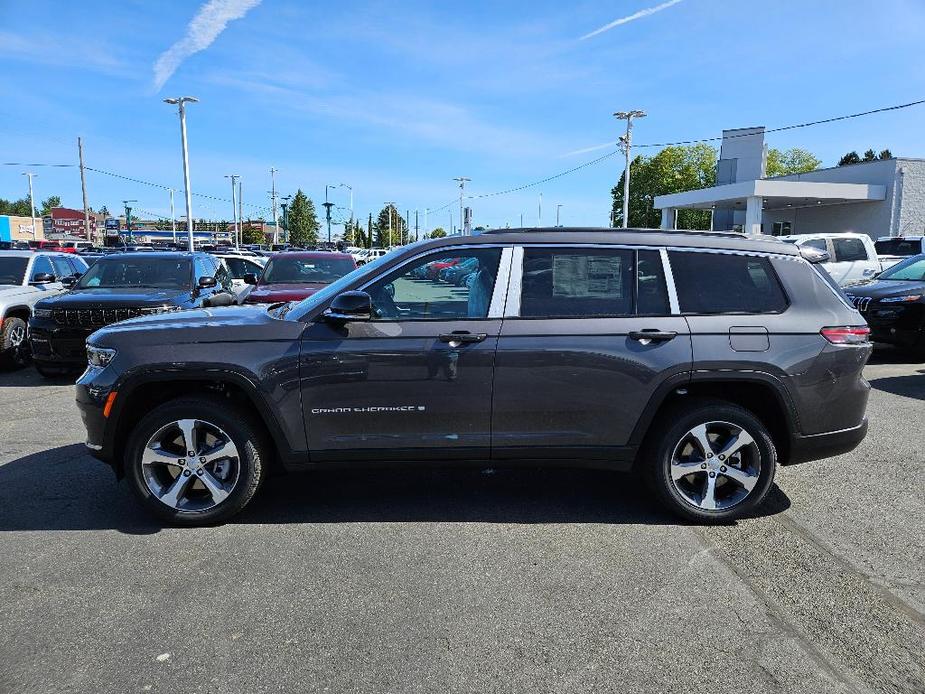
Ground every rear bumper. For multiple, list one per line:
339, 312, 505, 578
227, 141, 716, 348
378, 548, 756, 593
786, 418, 868, 465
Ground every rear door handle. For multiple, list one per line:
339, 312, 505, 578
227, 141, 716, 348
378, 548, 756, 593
629, 329, 678, 343
438, 332, 487, 344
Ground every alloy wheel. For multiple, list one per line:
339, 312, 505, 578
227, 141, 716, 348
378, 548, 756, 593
141, 418, 241, 512
669, 420, 761, 511
9, 323, 28, 364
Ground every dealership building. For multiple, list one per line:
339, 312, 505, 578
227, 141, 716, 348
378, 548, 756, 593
0, 215, 44, 243
654, 127, 925, 239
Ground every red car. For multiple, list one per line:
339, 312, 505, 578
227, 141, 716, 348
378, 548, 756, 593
425, 258, 460, 280
244, 251, 357, 304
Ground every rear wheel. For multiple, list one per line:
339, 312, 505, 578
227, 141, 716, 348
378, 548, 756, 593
125, 397, 268, 525
643, 400, 777, 522
0, 316, 29, 369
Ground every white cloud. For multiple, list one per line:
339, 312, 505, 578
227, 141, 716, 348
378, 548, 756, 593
153, 0, 262, 91
580, 0, 685, 40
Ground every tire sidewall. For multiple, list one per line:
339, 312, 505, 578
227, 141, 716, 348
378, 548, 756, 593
652, 403, 777, 522
1, 316, 29, 368
125, 399, 265, 525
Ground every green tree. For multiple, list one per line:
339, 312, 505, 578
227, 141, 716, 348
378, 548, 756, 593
287, 189, 320, 247
0, 197, 36, 216
838, 151, 861, 166
374, 204, 407, 246
428, 227, 447, 239
879, 149, 893, 160
242, 224, 265, 245
611, 143, 717, 230
39, 195, 61, 216
863, 148, 877, 162
765, 148, 821, 177
98, 205, 110, 217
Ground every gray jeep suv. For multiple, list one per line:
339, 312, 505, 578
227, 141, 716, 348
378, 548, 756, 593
75, 229, 871, 525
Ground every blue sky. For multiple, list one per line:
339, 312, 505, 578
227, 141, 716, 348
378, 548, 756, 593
2, 0, 925, 233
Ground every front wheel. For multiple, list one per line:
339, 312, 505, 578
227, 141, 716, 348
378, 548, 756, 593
644, 400, 777, 522
1, 316, 30, 369
125, 397, 268, 525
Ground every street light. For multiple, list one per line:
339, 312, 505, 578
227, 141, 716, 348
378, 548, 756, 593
453, 177, 470, 235
556, 204, 563, 227
122, 199, 137, 241
163, 96, 198, 250
21, 172, 37, 240
224, 175, 240, 248
614, 109, 646, 229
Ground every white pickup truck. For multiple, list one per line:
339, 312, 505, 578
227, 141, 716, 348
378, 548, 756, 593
778, 233, 883, 286
874, 236, 925, 270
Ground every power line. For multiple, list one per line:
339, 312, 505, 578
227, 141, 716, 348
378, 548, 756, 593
1, 162, 76, 167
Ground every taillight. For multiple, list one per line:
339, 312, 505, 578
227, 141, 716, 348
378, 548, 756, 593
821, 326, 870, 344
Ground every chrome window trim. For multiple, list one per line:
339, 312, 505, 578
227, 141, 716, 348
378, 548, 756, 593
504, 246, 524, 317
660, 248, 680, 315
488, 247, 514, 318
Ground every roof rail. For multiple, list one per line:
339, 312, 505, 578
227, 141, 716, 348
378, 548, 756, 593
479, 226, 749, 239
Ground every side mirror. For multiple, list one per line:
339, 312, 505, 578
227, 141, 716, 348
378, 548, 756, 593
30, 273, 56, 285
198, 275, 217, 288
324, 291, 372, 322
798, 246, 830, 264
243, 272, 258, 285
61, 275, 77, 288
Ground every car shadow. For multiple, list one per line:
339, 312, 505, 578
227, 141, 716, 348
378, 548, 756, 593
0, 365, 80, 387
0, 444, 790, 533
868, 374, 925, 400
868, 345, 924, 366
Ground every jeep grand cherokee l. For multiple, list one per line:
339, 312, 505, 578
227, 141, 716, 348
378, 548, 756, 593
76, 229, 872, 525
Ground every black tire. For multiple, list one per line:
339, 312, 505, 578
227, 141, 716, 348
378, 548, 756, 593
642, 399, 777, 523
125, 396, 268, 526
0, 316, 30, 369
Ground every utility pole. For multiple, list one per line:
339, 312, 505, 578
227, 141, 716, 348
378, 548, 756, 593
168, 188, 177, 244
384, 201, 395, 247
280, 194, 291, 244
415, 210, 419, 241
163, 96, 198, 251
270, 167, 279, 246
453, 177, 470, 235
21, 172, 37, 240
538, 193, 543, 227
424, 208, 429, 236
556, 204, 563, 227
225, 174, 240, 248
405, 209, 410, 244
77, 138, 91, 242
237, 178, 243, 247
520, 212, 523, 227
614, 109, 646, 228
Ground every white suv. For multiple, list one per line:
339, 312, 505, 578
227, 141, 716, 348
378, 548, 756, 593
0, 251, 88, 367
778, 233, 881, 286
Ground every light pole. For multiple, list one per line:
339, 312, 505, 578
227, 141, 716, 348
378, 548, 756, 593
122, 199, 137, 242
556, 204, 563, 227
167, 188, 177, 244
384, 201, 395, 247
269, 168, 279, 246
164, 96, 198, 250
614, 109, 646, 228
280, 195, 291, 244
538, 192, 543, 226
225, 174, 240, 248
237, 178, 243, 247
21, 172, 37, 240
453, 177, 470, 236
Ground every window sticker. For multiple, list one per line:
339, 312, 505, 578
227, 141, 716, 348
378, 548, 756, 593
552, 254, 623, 298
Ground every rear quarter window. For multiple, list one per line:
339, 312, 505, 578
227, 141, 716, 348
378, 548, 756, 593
668, 251, 789, 314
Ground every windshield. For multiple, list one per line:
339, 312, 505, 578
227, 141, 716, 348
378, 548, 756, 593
76, 257, 193, 289
875, 239, 921, 256
0, 257, 28, 286
261, 256, 355, 285
286, 247, 401, 320
877, 255, 925, 281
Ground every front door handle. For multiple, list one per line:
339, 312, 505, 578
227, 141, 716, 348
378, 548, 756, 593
438, 332, 487, 344
629, 329, 678, 343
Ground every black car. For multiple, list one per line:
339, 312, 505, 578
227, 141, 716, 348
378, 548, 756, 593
75, 229, 871, 526
845, 253, 925, 356
29, 252, 236, 377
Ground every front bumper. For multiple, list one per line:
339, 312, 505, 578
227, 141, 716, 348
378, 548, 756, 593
28, 319, 94, 366
862, 303, 925, 349
75, 367, 116, 465
787, 418, 869, 465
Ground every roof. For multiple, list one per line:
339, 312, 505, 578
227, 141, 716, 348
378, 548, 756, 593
654, 179, 886, 210
272, 251, 355, 259
0, 250, 70, 259
93, 252, 202, 260
426, 227, 799, 256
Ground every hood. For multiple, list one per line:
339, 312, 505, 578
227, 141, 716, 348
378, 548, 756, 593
245, 283, 325, 304
0, 284, 34, 300
843, 279, 925, 299
37, 287, 192, 308
88, 304, 303, 346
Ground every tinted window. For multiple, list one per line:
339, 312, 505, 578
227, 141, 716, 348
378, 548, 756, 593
874, 239, 922, 257
669, 252, 788, 314
878, 256, 925, 281
50, 256, 74, 278
262, 256, 356, 284
520, 248, 634, 318
637, 250, 670, 315
68, 257, 88, 274
365, 248, 502, 320
0, 257, 28, 285
30, 256, 54, 281
800, 238, 827, 252
76, 257, 193, 289
832, 237, 868, 262
224, 257, 262, 279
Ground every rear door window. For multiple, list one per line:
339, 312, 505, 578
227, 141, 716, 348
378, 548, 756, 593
832, 237, 868, 262
668, 252, 788, 314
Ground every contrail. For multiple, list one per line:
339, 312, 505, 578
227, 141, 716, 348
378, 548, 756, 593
562, 141, 614, 157
580, 0, 684, 40
153, 0, 262, 90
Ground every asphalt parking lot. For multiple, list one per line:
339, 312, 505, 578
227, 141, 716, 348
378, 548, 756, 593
0, 351, 923, 694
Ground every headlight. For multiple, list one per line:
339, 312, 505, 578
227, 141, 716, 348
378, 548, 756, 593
87, 345, 116, 368
33, 308, 53, 318
879, 295, 922, 303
